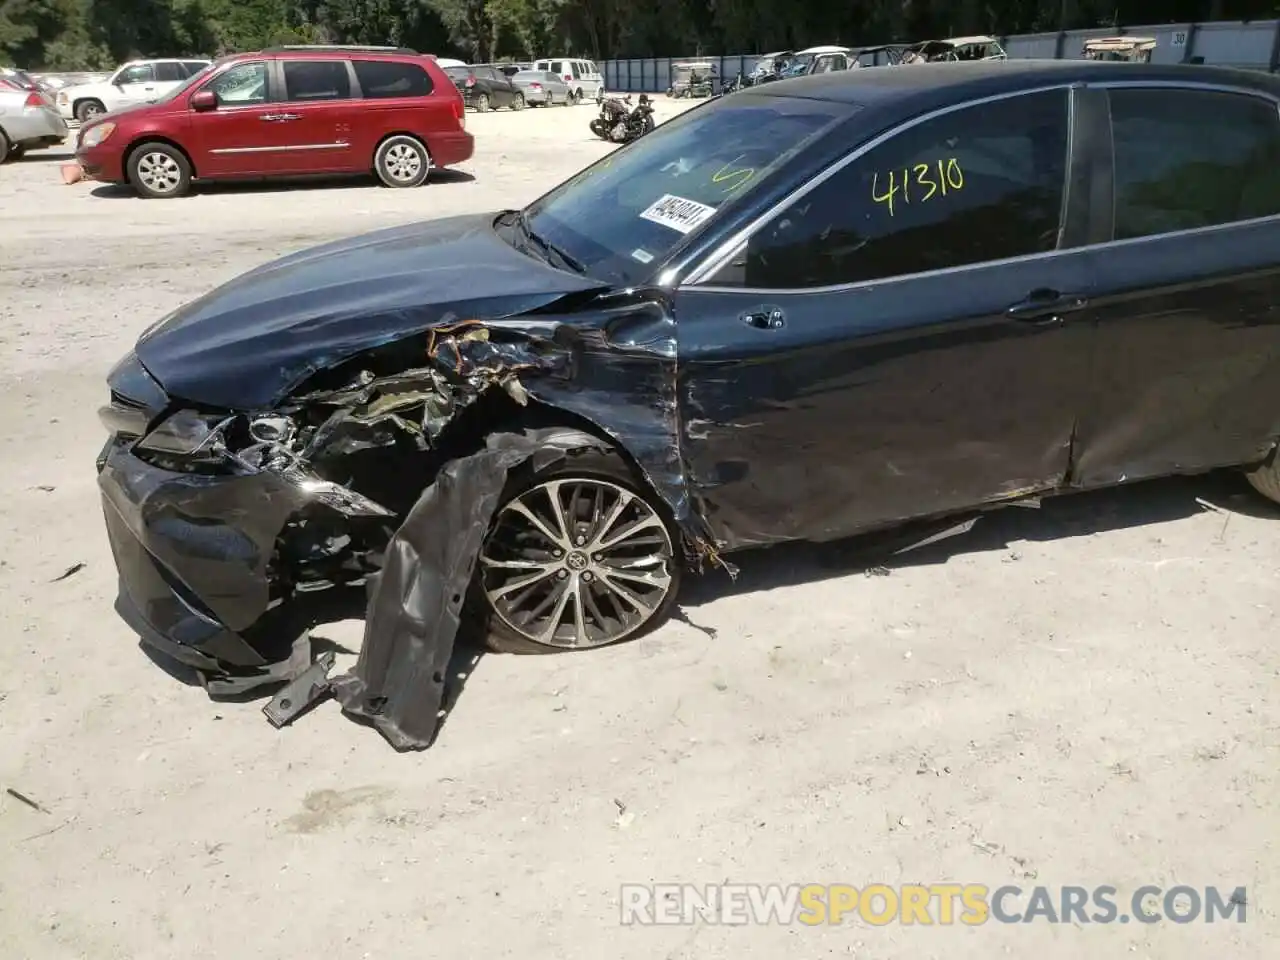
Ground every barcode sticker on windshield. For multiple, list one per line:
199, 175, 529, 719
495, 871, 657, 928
639, 194, 717, 234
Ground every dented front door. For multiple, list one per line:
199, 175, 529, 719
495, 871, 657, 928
673, 253, 1096, 549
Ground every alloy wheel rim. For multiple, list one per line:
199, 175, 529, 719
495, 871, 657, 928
480, 478, 675, 648
383, 142, 424, 182
137, 152, 181, 193
83, 103, 102, 119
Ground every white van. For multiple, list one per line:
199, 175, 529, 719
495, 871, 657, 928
532, 58, 604, 103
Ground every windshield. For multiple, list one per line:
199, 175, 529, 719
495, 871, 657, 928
154, 62, 215, 103
786, 53, 817, 73
445, 66, 470, 80
523, 95, 848, 286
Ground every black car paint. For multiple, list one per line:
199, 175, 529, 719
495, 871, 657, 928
135, 214, 607, 410
99, 61, 1280, 745
448, 66, 519, 108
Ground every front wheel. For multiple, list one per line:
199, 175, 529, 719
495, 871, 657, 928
475, 449, 682, 653
127, 142, 192, 199
75, 99, 105, 123
1245, 448, 1280, 504
374, 135, 430, 188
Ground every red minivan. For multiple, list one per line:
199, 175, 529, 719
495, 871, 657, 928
74, 45, 473, 198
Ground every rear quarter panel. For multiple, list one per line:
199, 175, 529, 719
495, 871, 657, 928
353, 60, 467, 168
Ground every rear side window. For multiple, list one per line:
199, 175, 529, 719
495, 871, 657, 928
1109, 88, 1280, 240
550, 61, 563, 74
571, 62, 582, 78
711, 89, 1070, 288
282, 60, 352, 101
116, 63, 155, 84
353, 60, 433, 98
182, 61, 208, 77
155, 62, 185, 82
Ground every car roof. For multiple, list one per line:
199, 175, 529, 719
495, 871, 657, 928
748, 60, 1280, 109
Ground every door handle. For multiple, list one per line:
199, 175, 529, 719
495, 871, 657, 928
276, 113, 301, 121
258, 113, 282, 121
1006, 289, 1089, 321
741, 307, 785, 329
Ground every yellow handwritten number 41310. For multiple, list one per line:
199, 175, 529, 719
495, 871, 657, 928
872, 158, 964, 216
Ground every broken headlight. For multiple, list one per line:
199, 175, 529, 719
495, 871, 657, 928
131, 409, 240, 473
132, 409, 393, 517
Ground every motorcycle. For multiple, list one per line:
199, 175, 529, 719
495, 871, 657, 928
588, 94, 656, 144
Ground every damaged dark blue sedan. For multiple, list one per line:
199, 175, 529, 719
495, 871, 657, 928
98, 61, 1280, 748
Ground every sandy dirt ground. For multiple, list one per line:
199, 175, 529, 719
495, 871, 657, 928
0, 96, 1277, 960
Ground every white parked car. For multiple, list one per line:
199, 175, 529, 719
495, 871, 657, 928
56, 58, 211, 123
531, 57, 604, 103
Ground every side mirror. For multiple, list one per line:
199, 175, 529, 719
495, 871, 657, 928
190, 89, 217, 111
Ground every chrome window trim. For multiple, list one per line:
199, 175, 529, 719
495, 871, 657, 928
677, 78, 1280, 294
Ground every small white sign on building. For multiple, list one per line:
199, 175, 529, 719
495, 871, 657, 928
1171, 30, 1188, 48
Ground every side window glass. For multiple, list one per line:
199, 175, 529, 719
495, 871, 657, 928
282, 60, 352, 102
183, 61, 208, 77
550, 61, 562, 74
709, 89, 1070, 289
352, 60, 432, 98
116, 64, 155, 84
206, 62, 268, 105
1109, 89, 1280, 239
571, 61, 583, 78
155, 62, 184, 82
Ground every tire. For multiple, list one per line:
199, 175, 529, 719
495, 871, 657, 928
510, 92, 525, 110
476, 92, 491, 112
571, 89, 583, 105
1245, 447, 1280, 504
0, 128, 10, 165
8, 145, 26, 161
472, 443, 682, 654
75, 99, 105, 123
126, 142, 192, 199
373, 135, 430, 188
589, 119, 608, 140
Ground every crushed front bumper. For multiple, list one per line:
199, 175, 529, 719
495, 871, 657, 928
97, 436, 314, 694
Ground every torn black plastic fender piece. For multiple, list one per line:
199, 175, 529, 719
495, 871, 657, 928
329, 427, 610, 751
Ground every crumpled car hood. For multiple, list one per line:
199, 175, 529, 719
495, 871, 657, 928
135, 213, 608, 410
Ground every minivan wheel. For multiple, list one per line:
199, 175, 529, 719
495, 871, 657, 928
127, 143, 192, 198
1245, 448, 1280, 505
476, 92, 491, 112
75, 99, 105, 123
374, 135, 430, 188
475, 449, 681, 654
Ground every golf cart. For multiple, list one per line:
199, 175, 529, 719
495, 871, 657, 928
668, 61, 716, 98
1082, 37, 1156, 62
750, 50, 794, 84
902, 36, 1008, 63
782, 45, 854, 78
853, 44, 914, 66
